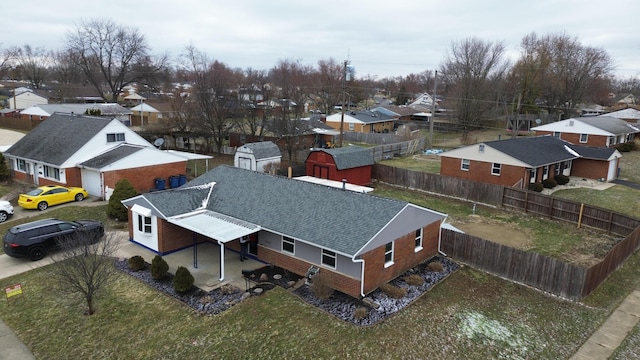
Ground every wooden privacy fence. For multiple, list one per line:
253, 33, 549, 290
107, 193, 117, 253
440, 229, 587, 301
373, 163, 640, 300
502, 187, 640, 236
368, 138, 424, 162
373, 164, 504, 206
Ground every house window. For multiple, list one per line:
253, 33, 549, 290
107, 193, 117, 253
16, 159, 26, 171
43, 165, 61, 180
608, 136, 615, 146
348, 123, 354, 131
321, 249, 336, 268
384, 242, 394, 267
137, 214, 152, 233
553, 131, 561, 138
107, 133, 126, 142
579, 134, 588, 143
491, 163, 501, 176
555, 163, 561, 176
415, 228, 423, 251
282, 236, 295, 254
461, 159, 470, 171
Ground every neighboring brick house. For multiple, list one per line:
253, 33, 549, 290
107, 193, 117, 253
305, 146, 374, 186
531, 116, 639, 148
324, 109, 397, 134
439, 135, 622, 188
121, 165, 446, 298
4, 113, 188, 199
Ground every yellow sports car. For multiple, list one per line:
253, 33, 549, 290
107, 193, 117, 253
18, 185, 89, 211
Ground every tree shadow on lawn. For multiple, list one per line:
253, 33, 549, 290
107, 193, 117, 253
116, 256, 459, 326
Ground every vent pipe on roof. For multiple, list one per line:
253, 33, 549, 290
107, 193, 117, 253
342, 179, 347, 190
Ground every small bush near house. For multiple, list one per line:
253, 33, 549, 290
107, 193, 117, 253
427, 261, 444, 272
173, 266, 194, 293
404, 274, 424, 286
127, 255, 146, 271
379, 283, 407, 299
353, 307, 369, 321
151, 255, 169, 280
0, 153, 10, 181
554, 174, 570, 185
616, 142, 636, 152
310, 271, 334, 300
542, 178, 558, 189
528, 182, 544, 192
107, 179, 138, 221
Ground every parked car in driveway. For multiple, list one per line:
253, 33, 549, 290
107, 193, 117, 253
0, 200, 13, 223
3, 218, 104, 261
18, 185, 88, 211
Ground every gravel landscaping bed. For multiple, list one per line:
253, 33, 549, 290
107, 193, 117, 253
115, 256, 459, 325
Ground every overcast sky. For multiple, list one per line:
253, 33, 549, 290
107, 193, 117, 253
8, 0, 640, 80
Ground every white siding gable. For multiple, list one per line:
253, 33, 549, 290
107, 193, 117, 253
439, 143, 532, 167
61, 119, 153, 168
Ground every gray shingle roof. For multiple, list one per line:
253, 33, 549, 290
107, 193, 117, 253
238, 141, 281, 160
5, 113, 112, 165
579, 116, 640, 134
485, 136, 578, 166
310, 146, 374, 169
349, 109, 397, 123
79, 144, 144, 169
28, 103, 132, 116
566, 144, 618, 160
145, 165, 408, 256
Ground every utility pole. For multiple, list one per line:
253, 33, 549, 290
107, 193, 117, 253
339, 59, 349, 148
429, 70, 438, 149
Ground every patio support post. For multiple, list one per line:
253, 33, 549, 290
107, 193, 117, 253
218, 240, 225, 281
193, 233, 198, 269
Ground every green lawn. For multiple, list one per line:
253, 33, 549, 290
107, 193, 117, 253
2, 250, 639, 359
553, 186, 640, 219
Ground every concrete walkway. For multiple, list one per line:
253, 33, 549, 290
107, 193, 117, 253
570, 290, 640, 360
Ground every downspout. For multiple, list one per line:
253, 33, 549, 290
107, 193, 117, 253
438, 216, 448, 257
353, 257, 366, 298
217, 240, 225, 281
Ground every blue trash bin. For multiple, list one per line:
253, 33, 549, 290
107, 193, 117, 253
178, 174, 187, 186
169, 175, 180, 188
155, 178, 166, 190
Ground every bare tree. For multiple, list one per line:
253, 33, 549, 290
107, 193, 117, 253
513, 32, 614, 118
269, 59, 312, 162
49, 232, 121, 315
311, 58, 343, 115
12, 45, 53, 89
440, 38, 508, 138
240, 67, 271, 137
66, 18, 167, 102
183, 45, 238, 153
0, 45, 15, 81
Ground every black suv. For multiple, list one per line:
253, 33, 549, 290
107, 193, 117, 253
3, 218, 104, 261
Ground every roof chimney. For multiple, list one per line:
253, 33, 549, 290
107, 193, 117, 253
342, 179, 347, 190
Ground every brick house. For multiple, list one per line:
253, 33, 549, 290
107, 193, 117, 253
439, 135, 622, 188
121, 165, 446, 298
324, 109, 397, 134
305, 146, 374, 186
531, 116, 639, 148
4, 113, 188, 199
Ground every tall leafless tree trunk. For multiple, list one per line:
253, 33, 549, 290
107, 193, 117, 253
440, 38, 508, 140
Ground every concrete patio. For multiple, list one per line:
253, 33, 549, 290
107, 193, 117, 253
114, 231, 267, 292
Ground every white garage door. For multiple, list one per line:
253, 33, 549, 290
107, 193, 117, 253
81, 169, 102, 197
